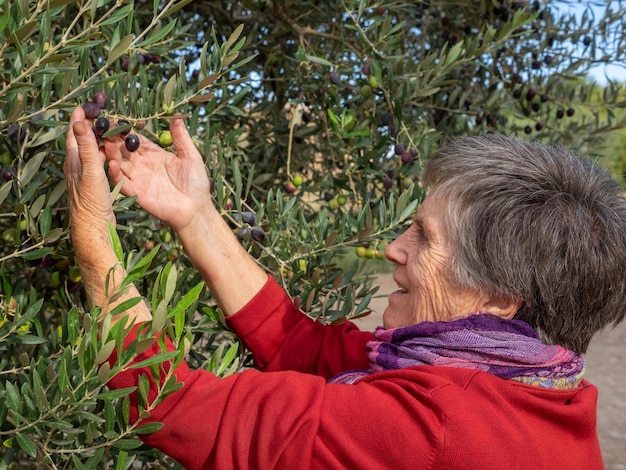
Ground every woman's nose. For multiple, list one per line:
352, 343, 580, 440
384, 235, 407, 265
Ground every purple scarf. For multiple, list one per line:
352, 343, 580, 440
329, 314, 585, 388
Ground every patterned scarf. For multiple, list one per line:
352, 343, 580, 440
329, 314, 585, 389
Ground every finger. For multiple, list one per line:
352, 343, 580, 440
107, 159, 131, 191
170, 118, 202, 161
108, 159, 139, 197
103, 133, 126, 164
73, 120, 106, 173
71, 106, 86, 125
107, 158, 123, 185
107, 158, 134, 187
64, 108, 86, 176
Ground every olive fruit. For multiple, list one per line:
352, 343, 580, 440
94, 117, 110, 137
226, 212, 241, 229
329, 71, 341, 85
117, 119, 131, 136
401, 150, 413, 164
241, 211, 257, 226
125, 134, 140, 152
292, 175, 304, 187
82, 101, 101, 119
360, 84, 372, 98
1, 167, 12, 182
251, 226, 266, 243
92, 92, 107, 109
159, 130, 173, 147
8, 123, 25, 144
236, 226, 252, 242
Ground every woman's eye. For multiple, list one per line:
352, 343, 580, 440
413, 223, 427, 241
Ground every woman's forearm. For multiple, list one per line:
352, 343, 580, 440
72, 224, 152, 325
175, 205, 268, 316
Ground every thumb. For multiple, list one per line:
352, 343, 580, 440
170, 118, 201, 161
73, 120, 105, 171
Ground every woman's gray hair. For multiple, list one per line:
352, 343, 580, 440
423, 134, 626, 353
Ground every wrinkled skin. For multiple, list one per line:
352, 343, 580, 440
63, 107, 115, 260
64, 108, 151, 322
103, 118, 213, 235
383, 193, 520, 329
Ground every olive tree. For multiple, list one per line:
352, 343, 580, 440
1, 0, 624, 467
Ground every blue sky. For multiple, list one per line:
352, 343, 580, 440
556, 1, 626, 84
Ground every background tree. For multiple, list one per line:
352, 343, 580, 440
1, 0, 625, 467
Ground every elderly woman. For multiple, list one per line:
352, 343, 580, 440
65, 106, 626, 469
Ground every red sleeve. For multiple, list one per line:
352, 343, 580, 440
107, 329, 442, 470
226, 275, 375, 378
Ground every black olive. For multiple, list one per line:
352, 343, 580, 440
94, 117, 110, 137
125, 134, 140, 152
117, 119, 131, 136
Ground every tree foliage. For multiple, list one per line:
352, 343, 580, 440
1, 0, 625, 466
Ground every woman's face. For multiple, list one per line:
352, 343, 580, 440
383, 193, 489, 328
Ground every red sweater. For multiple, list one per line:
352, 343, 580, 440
108, 276, 603, 469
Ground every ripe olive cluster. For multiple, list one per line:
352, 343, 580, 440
227, 210, 266, 244
82, 94, 141, 152
121, 52, 163, 74
507, 79, 578, 135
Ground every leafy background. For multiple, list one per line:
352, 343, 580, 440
1, 0, 625, 467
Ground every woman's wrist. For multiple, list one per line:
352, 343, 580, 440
173, 202, 268, 315
71, 222, 115, 265
171, 200, 219, 242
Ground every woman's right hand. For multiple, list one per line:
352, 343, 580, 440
106, 116, 268, 316
104, 118, 214, 233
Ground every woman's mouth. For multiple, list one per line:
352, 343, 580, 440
393, 281, 409, 294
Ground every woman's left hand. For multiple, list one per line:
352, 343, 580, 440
64, 106, 152, 322
64, 107, 115, 254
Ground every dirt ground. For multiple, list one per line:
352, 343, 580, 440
352, 273, 626, 469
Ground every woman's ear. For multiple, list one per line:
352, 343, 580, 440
477, 296, 523, 319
